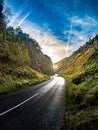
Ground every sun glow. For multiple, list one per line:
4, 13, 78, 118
42, 48, 60, 63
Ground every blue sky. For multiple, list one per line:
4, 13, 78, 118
5, 0, 98, 63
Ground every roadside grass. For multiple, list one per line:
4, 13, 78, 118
60, 51, 98, 130
0, 63, 49, 96
62, 75, 98, 130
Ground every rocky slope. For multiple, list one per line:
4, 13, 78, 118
27, 44, 53, 75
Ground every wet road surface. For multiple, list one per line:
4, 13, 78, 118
0, 76, 66, 130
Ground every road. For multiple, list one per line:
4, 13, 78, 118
0, 76, 66, 130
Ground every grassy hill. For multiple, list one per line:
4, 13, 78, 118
0, 63, 48, 96
57, 36, 98, 130
54, 57, 68, 73
0, 2, 52, 96
0, 37, 49, 96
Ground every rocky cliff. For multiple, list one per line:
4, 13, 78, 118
26, 44, 54, 75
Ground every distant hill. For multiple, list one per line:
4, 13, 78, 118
54, 57, 68, 73
56, 35, 98, 130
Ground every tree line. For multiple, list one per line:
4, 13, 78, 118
0, 0, 41, 50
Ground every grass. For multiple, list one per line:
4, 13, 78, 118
62, 76, 98, 130
59, 49, 98, 130
0, 63, 49, 96
0, 34, 50, 96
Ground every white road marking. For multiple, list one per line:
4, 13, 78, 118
0, 93, 38, 116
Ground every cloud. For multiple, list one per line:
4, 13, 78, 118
8, 13, 98, 63
69, 15, 98, 28
63, 15, 98, 50
6, 0, 98, 63
8, 0, 42, 27
18, 10, 32, 26
22, 21, 74, 63
8, 10, 22, 27
8, 0, 30, 27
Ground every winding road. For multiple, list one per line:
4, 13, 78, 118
0, 75, 66, 130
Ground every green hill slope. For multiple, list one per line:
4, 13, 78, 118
0, 2, 53, 96
0, 63, 48, 96
57, 36, 98, 130
0, 35, 49, 96
54, 57, 68, 72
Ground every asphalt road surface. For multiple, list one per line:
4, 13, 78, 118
0, 75, 66, 130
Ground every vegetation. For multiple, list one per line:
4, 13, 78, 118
54, 57, 68, 73
0, 1, 52, 96
58, 37, 98, 130
0, 63, 49, 96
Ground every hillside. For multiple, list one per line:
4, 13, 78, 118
56, 36, 98, 130
6, 26, 54, 75
0, 30, 53, 95
0, 2, 53, 96
54, 57, 68, 73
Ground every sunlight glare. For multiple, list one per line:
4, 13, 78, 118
43, 49, 59, 63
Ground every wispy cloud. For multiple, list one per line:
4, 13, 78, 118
63, 15, 98, 50
8, 0, 30, 26
69, 15, 98, 27
18, 10, 32, 26
8, 10, 23, 26
8, 0, 42, 27
22, 21, 74, 63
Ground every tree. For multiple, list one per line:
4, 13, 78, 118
0, 0, 6, 32
89, 36, 97, 53
93, 38, 98, 53
7, 26, 15, 35
0, 0, 3, 19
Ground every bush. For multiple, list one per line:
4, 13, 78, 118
72, 74, 85, 85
